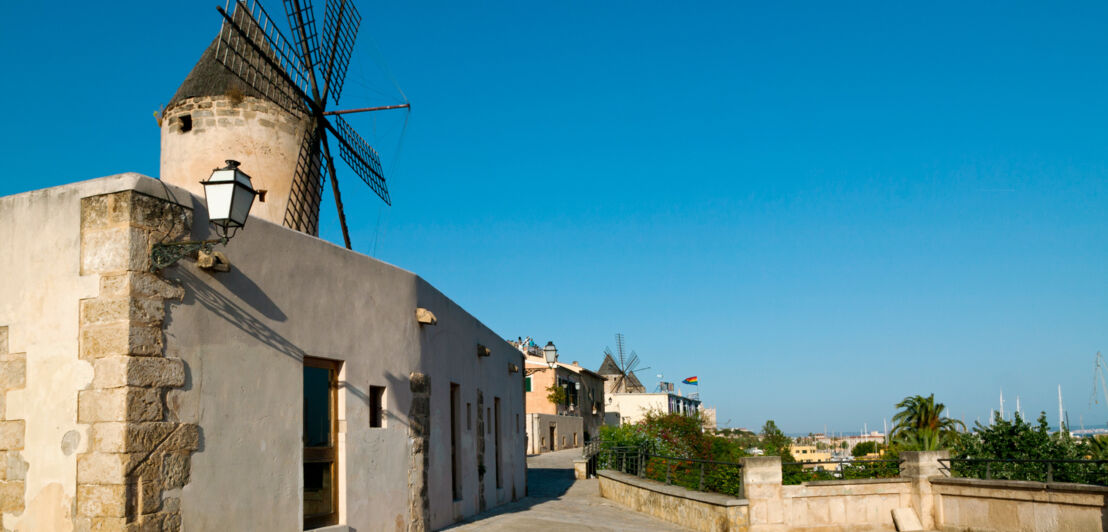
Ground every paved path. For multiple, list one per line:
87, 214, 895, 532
441, 448, 687, 531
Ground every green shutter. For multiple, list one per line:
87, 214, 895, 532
525, 376, 532, 392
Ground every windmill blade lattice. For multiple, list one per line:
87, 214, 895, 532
282, 0, 320, 71
332, 114, 389, 205
215, 0, 311, 114
320, 0, 360, 103
284, 125, 327, 234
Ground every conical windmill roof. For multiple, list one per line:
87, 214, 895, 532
166, 36, 307, 114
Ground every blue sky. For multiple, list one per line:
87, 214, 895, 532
2, 1, 1105, 433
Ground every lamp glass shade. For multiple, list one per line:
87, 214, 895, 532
543, 342, 558, 368
202, 166, 256, 229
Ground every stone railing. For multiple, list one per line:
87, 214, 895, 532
598, 470, 748, 531
932, 476, 1108, 531
598, 450, 1108, 531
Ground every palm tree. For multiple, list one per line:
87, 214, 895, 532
890, 394, 965, 450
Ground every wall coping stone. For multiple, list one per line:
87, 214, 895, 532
804, 477, 912, 487
597, 470, 749, 507
930, 476, 1108, 494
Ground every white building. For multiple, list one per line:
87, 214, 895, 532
607, 392, 702, 426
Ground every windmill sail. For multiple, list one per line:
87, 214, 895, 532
319, 0, 360, 102
194, 0, 405, 248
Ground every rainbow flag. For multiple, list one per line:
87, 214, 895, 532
682, 376, 698, 385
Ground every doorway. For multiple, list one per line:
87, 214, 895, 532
549, 425, 556, 451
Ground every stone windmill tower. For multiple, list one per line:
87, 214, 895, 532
160, 0, 407, 245
160, 39, 316, 232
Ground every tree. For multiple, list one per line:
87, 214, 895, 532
952, 412, 1097, 484
546, 384, 566, 406
890, 394, 965, 450
759, 420, 793, 458
852, 441, 878, 457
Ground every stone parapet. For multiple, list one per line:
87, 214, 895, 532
932, 476, 1108, 531
598, 470, 749, 531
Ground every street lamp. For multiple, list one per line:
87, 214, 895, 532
200, 160, 258, 239
151, 160, 258, 271
543, 341, 558, 369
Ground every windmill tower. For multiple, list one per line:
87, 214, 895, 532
160, 0, 407, 248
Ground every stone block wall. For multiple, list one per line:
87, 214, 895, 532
76, 191, 199, 532
407, 372, 430, 532
597, 470, 749, 532
932, 477, 1108, 531
0, 326, 28, 524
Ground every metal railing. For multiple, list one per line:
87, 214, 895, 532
939, 458, 1108, 486
593, 444, 744, 497
782, 459, 902, 485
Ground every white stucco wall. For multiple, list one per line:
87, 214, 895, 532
0, 174, 183, 531
608, 393, 700, 426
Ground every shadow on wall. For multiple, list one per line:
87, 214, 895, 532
170, 267, 303, 363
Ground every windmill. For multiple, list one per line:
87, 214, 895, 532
210, 0, 409, 249
601, 333, 649, 393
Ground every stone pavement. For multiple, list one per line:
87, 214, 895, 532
440, 448, 688, 531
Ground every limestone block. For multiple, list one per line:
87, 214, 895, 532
129, 298, 167, 327
87, 517, 127, 532
891, 507, 923, 531
129, 193, 190, 237
92, 357, 184, 389
81, 195, 115, 231
81, 323, 162, 359
81, 227, 148, 275
0, 326, 6, 354
573, 459, 588, 480
0, 420, 25, 450
161, 452, 191, 489
129, 479, 163, 515
92, 423, 198, 455
80, 298, 130, 327
0, 479, 24, 513
78, 387, 163, 423
0, 358, 26, 389
99, 272, 185, 301
78, 484, 127, 517
162, 511, 182, 531
78, 453, 142, 485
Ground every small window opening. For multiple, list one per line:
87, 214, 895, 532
369, 385, 385, 428
466, 402, 472, 431
178, 114, 192, 133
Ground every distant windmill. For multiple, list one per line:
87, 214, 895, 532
210, 0, 409, 248
602, 333, 648, 393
